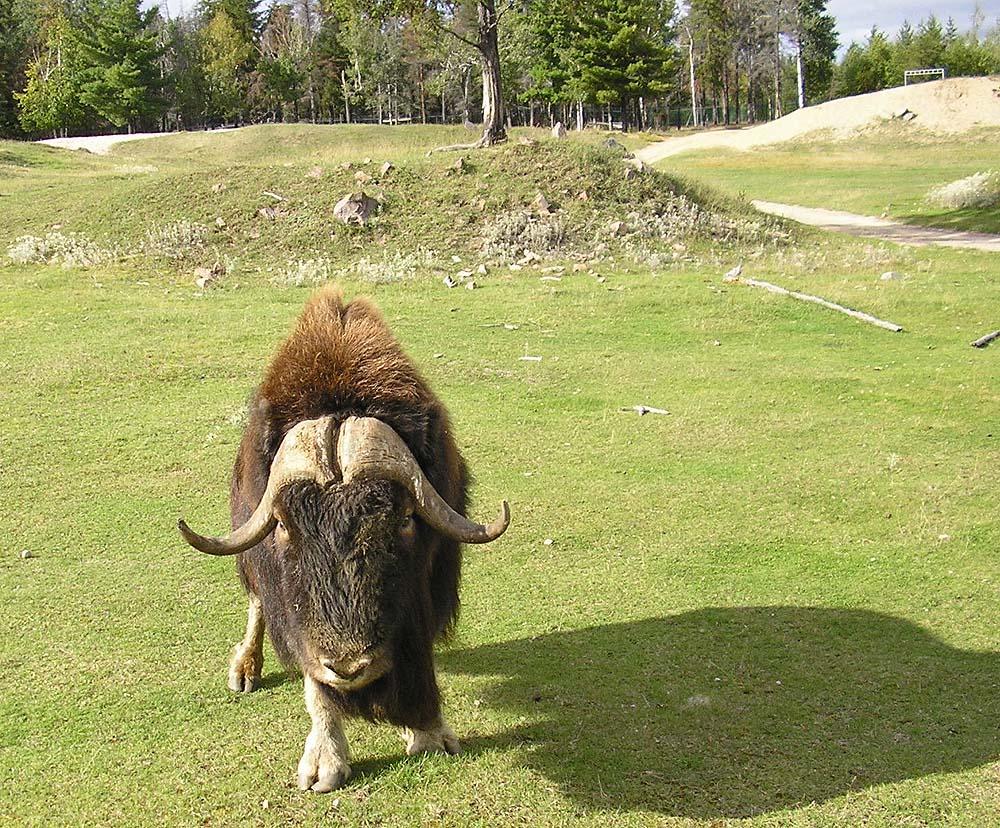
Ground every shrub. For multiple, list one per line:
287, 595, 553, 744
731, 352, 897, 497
927, 171, 1000, 210
7, 232, 115, 268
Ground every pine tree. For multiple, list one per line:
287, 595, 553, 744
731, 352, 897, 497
74, 0, 165, 131
0, 0, 39, 136
567, 0, 676, 131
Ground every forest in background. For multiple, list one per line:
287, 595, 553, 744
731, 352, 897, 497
0, 0, 998, 140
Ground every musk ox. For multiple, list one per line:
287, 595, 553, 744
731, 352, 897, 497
178, 286, 510, 791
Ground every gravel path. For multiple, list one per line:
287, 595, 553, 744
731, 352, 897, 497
753, 200, 1000, 253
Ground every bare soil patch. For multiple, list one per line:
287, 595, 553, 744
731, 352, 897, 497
639, 77, 1000, 163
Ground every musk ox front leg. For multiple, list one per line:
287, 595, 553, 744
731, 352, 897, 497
227, 593, 264, 693
401, 718, 462, 756
298, 676, 352, 792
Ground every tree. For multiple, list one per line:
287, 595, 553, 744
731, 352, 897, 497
788, 0, 838, 108
352, 0, 509, 146
0, 0, 40, 136
201, 8, 253, 123
16, 13, 88, 136
73, 0, 165, 131
567, 0, 676, 131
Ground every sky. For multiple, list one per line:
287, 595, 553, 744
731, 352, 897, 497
156, 0, 999, 51
829, 0, 997, 47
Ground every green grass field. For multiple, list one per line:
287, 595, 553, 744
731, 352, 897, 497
1, 125, 998, 827
656, 125, 1000, 235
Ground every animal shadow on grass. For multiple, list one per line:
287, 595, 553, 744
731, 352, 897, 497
442, 607, 1000, 819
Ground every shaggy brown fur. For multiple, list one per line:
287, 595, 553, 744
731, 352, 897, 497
229, 286, 467, 728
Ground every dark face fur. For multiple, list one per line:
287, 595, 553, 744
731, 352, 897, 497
273, 478, 421, 691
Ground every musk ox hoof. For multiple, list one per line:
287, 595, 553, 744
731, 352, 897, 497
402, 723, 462, 757
298, 733, 352, 793
227, 644, 262, 693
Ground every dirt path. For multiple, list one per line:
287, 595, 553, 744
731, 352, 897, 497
37, 132, 173, 154
753, 200, 1000, 253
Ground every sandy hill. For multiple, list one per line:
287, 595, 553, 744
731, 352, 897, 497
639, 76, 1000, 163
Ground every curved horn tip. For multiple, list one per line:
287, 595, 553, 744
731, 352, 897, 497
483, 499, 511, 541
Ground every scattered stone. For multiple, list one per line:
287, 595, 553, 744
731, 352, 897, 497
509, 263, 523, 271
533, 192, 552, 215
333, 191, 378, 225
543, 538, 554, 546
623, 167, 638, 181
306, 166, 323, 179
194, 267, 216, 289
712, 339, 722, 346
596, 276, 606, 283
442, 275, 457, 288
551, 121, 567, 139
540, 275, 562, 282
477, 264, 488, 275
451, 255, 462, 263
362, 157, 372, 165
577, 190, 589, 201
471, 198, 487, 211
521, 250, 541, 263
542, 265, 565, 274
339, 161, 353, 171
449, 157, 468, 174
354, 170, 373, 185
211, 182, 227, 194
880, 271, 904, 281
573, 263, 588, 272
215, 217, 227, 228
602, 137, 634, 158
607, 220, 625, 236
19, 549, 32, 560
456, 270, 474, 280
723, 264, 743, 281
518, 136, 537, 146
519, 355, 542, 362
193, 261, 225, 289
465, 280, 477, 290
379, 161, 394, 176
258, 206, 279, 221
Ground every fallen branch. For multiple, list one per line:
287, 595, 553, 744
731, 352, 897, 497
427, 134, 509, 155
621, 405, 669, 416
725, 274, 903, 332
262, 190, 286, 202
971, 330, 1000, 349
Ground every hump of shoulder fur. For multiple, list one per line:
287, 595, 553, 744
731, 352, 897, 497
259, 285, 431, 425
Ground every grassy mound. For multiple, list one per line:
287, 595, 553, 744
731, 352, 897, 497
2, 126, 782, 284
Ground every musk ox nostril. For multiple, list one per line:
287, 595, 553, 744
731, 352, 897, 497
323, 656, 372, 681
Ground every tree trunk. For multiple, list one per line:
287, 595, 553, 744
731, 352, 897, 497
477, 0, 506, 145
576, 99, 583, 131
796, 43, 806, 109
686, 28, 698, 127
419, 65, 426, 124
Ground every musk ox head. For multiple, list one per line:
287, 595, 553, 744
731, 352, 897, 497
178, 415, 509, 692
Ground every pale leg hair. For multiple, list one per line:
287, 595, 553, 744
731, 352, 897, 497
227, 593, 264, 693
298, 675, 352, 792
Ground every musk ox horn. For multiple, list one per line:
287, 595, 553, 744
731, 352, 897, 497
337, 416, 510, 544
178, 416, 339, 556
